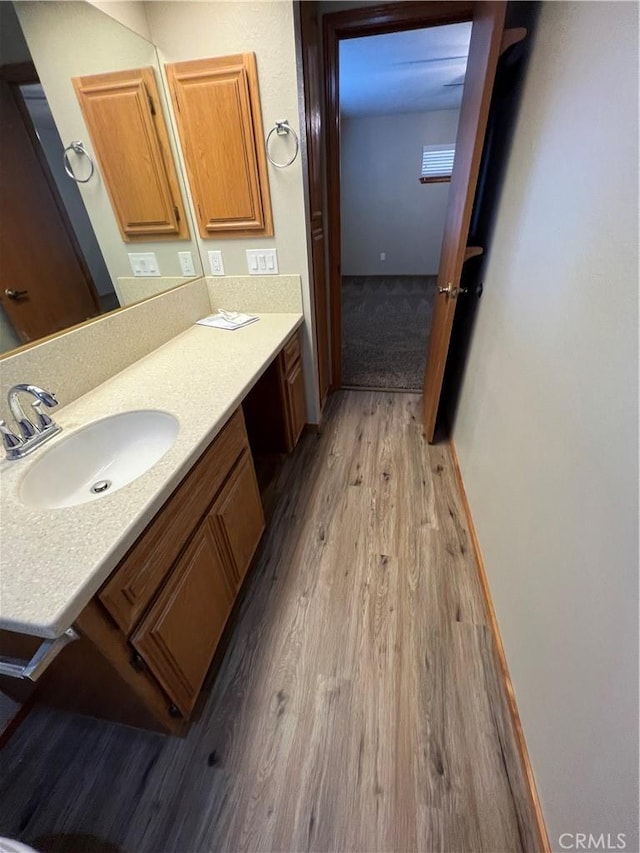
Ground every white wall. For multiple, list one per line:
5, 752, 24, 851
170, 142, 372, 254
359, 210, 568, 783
453, 2, 639, 849
146, 1, 320, 421
340, 110, 458, 275
87, 0, 152, 40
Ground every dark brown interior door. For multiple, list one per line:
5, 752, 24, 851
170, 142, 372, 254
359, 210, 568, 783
422, 1, 506, 440
0, 75, 99, 345
299, 1, 331, 408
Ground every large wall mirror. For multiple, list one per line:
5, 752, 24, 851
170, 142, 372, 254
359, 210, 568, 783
0, 0, 204, 358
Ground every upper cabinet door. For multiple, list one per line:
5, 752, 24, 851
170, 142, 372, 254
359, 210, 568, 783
72, 67, 189, 242
165, 53, 274, 239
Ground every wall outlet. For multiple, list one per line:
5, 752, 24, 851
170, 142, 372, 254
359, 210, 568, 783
208, 250, 225, 276
128, 253, 160, 277
246, 248, 278, 275
178, 251, 196, 277
380, 252, 386, 261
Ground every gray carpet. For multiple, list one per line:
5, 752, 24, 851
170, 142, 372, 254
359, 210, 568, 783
342, 275, 437, 390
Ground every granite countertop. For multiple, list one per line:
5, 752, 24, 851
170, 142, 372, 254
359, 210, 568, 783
0, 312, 303, 640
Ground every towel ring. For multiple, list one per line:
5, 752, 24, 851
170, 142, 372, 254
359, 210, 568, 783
63, 141, 95, 183
265, 120, 299, 168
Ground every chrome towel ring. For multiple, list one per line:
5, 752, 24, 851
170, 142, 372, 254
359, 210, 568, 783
265, 120, 299, 168
63, 140, 95, 183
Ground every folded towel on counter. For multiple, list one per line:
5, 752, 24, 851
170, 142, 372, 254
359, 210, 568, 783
197, 310, 259, 330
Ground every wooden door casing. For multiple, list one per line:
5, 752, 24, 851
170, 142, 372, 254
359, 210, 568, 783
0, 73, 100, 344
72, 67, 189, 242
323, 2, 475, 389
323, 1, 506, 441
299, 2, 331, 405
131, 522, 235, 719
165, 54, 273, 239
208, 451, 265, 589
422, 1, 507, 440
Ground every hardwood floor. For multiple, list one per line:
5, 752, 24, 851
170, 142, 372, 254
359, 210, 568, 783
0, 392, 539, 853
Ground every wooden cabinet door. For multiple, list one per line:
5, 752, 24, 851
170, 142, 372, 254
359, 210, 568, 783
282, 360, 307, 451
100, 409, 247, 635
165, 53, 273, 239
72, 67, 189, 242
131, 523, 234, 718
208, 451, 265, 589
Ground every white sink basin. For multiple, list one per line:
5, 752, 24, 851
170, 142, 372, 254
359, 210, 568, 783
20, 410, 179, 509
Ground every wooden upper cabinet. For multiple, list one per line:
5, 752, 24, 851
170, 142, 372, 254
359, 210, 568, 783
72, 67, 189, 241
165, 53, 274, 239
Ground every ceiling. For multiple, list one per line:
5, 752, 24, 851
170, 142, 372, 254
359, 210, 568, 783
339, 22, 472, 117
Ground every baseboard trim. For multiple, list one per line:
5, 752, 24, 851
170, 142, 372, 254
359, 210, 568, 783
448, 438, 551, 853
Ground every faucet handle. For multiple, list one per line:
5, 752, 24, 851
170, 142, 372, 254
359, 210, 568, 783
32, 400, 53, 430
0, 420, 23, 451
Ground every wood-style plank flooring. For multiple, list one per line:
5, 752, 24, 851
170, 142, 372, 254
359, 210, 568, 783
0, 392, 538, 853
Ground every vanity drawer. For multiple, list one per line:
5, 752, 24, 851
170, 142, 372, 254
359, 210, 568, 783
281, 330, 302, 375
100, 408, 248, 635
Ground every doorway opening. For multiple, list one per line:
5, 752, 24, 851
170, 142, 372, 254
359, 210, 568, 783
316, 1, 506, 440
338, 23, 471, 391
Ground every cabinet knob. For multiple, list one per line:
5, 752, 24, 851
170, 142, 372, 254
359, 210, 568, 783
168, 703, 183, 719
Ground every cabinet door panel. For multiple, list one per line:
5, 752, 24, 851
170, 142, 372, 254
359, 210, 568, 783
209, 451, 265, 588
100, 408, 247, 635
132, 524, 234, 718
282, 359, 307, 452
165, 54, 273, 239
72, 67, 188, 241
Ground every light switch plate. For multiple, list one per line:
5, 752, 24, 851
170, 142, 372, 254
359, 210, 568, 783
208, 250, 225, 276
178, 251, 196, 277
246, 248, 278, 275
128, 252, 160, 277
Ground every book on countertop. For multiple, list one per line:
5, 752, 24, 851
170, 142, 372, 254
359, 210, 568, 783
196, 310, 259, 331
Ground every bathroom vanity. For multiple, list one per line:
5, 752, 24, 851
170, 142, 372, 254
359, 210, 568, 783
0, 316, 305, 735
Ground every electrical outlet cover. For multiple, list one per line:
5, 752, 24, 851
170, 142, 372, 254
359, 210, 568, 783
208, 250, 225, 276
178, 251, 196, 277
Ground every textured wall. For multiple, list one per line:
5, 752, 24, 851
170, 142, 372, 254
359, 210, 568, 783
340, 110, 458, 275
146, 1, 320, 420
453, 2, 639, 847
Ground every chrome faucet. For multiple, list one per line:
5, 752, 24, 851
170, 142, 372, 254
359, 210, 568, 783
1, 384, 61, 460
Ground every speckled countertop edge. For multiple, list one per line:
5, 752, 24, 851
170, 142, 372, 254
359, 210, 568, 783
0, 313, 303, 639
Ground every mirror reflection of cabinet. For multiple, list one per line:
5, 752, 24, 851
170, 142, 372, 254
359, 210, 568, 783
165, 53, 274, 239
72, 67, 189, 242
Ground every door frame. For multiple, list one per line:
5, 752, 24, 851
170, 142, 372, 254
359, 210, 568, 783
323, 2, 474, 389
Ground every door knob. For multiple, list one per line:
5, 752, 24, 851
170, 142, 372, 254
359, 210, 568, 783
438, 282, 457, 297
438, 282, 468, 298
4, 289, 29, 300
